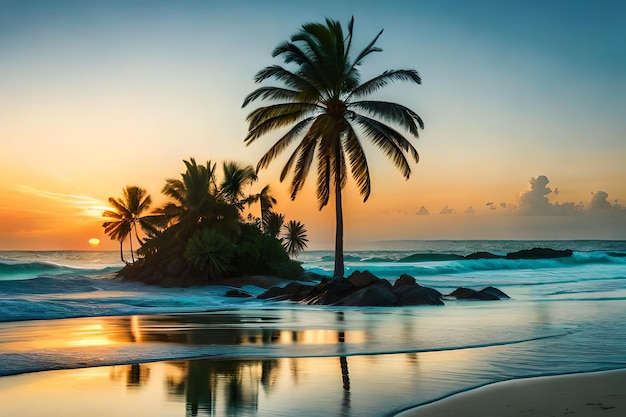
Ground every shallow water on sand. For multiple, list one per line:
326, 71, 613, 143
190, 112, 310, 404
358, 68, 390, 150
1, 299, 625, 417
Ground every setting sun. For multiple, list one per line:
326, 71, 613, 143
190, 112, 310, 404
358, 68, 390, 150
88, 238, 101, 248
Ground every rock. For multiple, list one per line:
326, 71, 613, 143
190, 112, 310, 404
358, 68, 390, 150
225, 289, 254, 298
447, 286, 510, 300
258, 282, 313, 301
347, 270, 379, 287
505, 247, 573, 260
480, 286, 510, 299
398, 253, 465, 262
465, 251, 502, 260
393, 274, 417, 289
334, 284, 399, 306
394, 285, 444, 306
447, 287, 499, 300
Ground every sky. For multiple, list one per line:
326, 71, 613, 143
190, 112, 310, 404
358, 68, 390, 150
1, 0, 625, 250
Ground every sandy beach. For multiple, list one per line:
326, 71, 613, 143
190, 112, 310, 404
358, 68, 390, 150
398, 369, 626, 417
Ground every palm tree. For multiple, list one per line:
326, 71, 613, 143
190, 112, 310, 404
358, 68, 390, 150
219, 161, 257, 209
103, 185, 153, 264
242, 17, 423, 278
246, 184, 277, 231
264, 211, 285, 239
283, 220, 308, 258
157, 158, 240, 241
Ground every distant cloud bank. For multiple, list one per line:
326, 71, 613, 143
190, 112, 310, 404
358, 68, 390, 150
516, 175, 624, 216
412, 175, 625, 217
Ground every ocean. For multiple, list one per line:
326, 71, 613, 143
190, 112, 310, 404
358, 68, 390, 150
1, 240, 625, 416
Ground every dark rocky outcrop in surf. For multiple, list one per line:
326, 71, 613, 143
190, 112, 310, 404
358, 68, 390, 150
464, 247, 573, 261
256, 271, 512, 307
445, 286, 510, 301
505, 247, 573, 259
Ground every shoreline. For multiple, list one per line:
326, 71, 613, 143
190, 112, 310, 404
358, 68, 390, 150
396, 368, 626, 417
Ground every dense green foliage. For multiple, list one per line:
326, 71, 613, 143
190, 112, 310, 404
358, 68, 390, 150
103, 158, 305, 284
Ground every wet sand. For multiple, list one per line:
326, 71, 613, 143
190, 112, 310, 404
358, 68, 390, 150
398, 369, 626, 417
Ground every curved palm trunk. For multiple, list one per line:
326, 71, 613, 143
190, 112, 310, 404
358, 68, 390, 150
333, 150, 345, 280
129, 233, 135, 264
119, 240, 126, 264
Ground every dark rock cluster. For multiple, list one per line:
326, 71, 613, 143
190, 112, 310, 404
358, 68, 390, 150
257, 271, 510, 307
465, 247, 573, 260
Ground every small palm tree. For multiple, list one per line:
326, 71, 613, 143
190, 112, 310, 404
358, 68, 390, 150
219, 161, 257, 209
283, 220, 308, 258
157, 158, 240, 239
103, 185, 152, 264
246, 184, 277, 231
264, 211, 285, 239
243, 17, 423, 279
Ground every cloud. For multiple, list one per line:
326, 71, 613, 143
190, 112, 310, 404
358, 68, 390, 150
514, 176, 623, 216
13, 185, 110, 219
517, 175, 555, 215
416, 206, 430, 215
589, 191, 612, 210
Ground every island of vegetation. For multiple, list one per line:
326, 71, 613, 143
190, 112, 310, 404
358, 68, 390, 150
103, 159, 308, 287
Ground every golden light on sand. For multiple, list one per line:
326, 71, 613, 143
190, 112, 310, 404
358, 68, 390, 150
88, 238, 101, 247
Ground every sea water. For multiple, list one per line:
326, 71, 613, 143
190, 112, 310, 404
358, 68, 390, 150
1, 240, 625, 416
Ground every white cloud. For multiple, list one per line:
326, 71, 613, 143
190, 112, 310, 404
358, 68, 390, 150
514, 176, 623, 216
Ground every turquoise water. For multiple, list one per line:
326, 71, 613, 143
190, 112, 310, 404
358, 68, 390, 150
1, 240, 625, 416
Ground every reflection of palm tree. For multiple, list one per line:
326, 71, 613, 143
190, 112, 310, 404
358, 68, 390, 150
243, 17, 423, 279
103, 185, 152, 263
166, 359, 272, 417
126, 364, 150, 387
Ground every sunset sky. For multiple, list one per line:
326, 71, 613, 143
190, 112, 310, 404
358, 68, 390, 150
1, 0, 625, 250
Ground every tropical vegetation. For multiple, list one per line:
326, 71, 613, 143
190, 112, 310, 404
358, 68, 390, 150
102, 185, 154, 264
102, 158, 306, 285
242, 17, 423, 279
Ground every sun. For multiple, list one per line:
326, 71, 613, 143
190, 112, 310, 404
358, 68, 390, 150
88, 238, 101, 248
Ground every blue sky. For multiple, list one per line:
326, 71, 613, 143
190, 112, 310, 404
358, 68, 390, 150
1, 0, 625, 249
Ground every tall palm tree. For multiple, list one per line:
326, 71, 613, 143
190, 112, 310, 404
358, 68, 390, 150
242, 17, 423, 279
246, 184, 277, 231
103, 185, 153, 264
283, 220, 309, 258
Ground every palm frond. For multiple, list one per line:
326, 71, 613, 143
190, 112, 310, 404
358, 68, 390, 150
277, 130, 316, 199
242, 86, 301, 108
245, 102, 317, 130
343, 126, 371, 201
349, 100, 424, 136
245, 105, 318, 144
349, 69, 421, 98
316, 140, 332, 208
255, 117, 315, 171
252, 65, 320, 96
353, 115, 416, 178
351, 28, 383, 67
